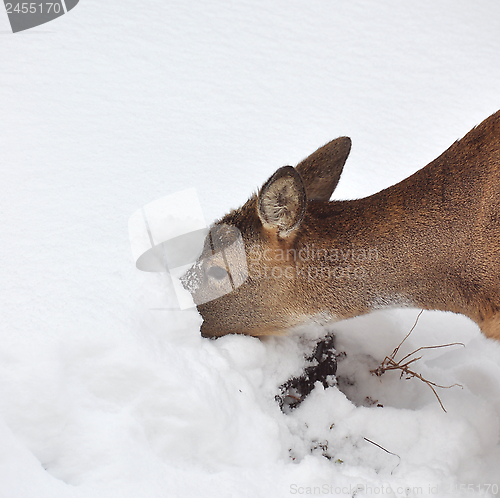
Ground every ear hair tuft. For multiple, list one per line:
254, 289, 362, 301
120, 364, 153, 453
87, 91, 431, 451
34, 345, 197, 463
257, 166, 306, 238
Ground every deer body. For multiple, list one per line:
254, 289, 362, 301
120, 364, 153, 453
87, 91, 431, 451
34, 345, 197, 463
184, 111, 500, 340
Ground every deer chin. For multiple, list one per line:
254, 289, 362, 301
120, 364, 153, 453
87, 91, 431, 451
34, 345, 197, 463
200, 321, 290, 339
199, 312, 335, 339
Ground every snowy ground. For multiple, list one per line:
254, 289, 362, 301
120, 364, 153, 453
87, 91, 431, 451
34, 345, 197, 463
1, 1, 500, 497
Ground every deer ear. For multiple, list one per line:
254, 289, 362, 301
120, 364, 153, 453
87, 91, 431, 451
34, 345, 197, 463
295, 136, 351, 201
257, 166, 306, 238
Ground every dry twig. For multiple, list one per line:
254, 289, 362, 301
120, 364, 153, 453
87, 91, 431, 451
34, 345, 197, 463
363, 437, 401, 474
371, 310, 465, 412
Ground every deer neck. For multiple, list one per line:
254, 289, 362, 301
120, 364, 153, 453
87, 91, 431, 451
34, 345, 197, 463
296, 160, 479, 323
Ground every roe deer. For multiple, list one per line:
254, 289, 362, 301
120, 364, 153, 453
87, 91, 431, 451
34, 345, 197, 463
182, 111, 500, 340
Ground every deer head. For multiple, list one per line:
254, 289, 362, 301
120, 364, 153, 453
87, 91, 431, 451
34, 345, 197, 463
181, 137, 354, 338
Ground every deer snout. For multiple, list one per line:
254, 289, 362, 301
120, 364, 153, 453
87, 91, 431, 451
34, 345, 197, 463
200, 321, 219, 339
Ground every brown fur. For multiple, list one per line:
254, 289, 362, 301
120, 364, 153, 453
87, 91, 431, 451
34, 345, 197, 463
185, 111, 500, 340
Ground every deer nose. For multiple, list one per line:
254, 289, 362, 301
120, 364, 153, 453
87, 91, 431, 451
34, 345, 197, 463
200, 322, 218, 339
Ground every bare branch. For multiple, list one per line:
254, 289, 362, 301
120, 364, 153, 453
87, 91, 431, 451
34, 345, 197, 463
363, 437, 401, 474
390, 309, 424, 359
370, 310, 464, 412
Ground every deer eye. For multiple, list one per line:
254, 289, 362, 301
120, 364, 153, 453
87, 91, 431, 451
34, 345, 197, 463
207, 265, 228, 281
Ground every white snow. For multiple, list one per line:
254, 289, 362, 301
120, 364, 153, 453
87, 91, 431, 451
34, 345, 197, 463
1, 1, 500, 497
